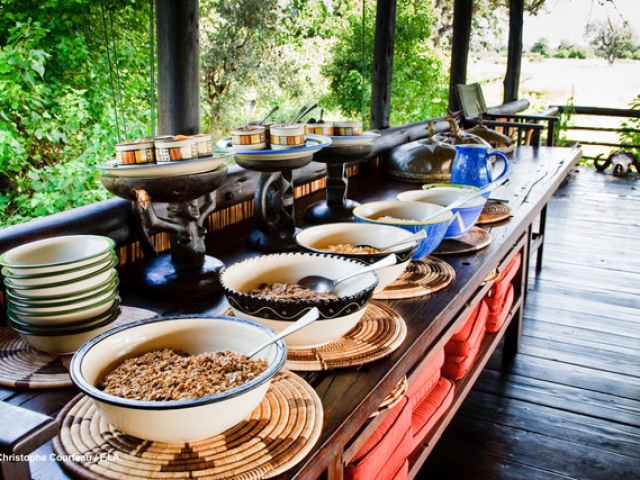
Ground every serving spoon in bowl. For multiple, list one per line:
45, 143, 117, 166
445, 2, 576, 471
246, 307, 319, 358
297, 253, 397, 293
355, 230, 427, 251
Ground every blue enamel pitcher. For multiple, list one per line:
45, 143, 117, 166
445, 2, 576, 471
450, 144, 509, 193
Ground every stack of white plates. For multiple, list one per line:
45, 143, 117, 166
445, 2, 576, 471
1, 235, 121, 354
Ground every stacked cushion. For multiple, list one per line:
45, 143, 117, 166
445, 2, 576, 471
344, 397, 412, 480
345, 348, 455, 479
441, 300, 489, 381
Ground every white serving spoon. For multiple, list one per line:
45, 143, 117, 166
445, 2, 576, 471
246, 307, 320, 358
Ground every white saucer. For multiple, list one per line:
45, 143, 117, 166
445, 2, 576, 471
327, 132, 380, 147
216, 134, 332, 161
97, 152, 233, 178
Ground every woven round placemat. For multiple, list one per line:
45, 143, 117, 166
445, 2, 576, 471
285, 300, 406, 371
0, 306, 158, 389
477, 200, 512, 225
373, 256, 455, 300
370, 375, 408, 418
52, 369, 322, 480
433, 227, 492, 255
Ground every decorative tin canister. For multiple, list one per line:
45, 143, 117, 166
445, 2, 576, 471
195, 133, 213, 157
334, 121, 363, 136
270, 124, 306, 150
306, 122, 334, 136
115, 140, 156, 165
231, 126, 267, 151
154, 136, 199, 162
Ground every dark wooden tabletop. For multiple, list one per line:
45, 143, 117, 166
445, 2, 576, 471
0, 145, 582, 480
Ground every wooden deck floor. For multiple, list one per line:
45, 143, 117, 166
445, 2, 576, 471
418, 166, 640, 480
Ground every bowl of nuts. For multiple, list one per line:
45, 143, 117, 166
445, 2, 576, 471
70, 314, 287, 443
220, 253, 378, 348
295, 223, 418, 292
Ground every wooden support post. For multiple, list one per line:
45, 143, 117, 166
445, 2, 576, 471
156, 0, 200, 136
504, 0, 524, 103
448, 0, 473, 112
370, 0, 397, 130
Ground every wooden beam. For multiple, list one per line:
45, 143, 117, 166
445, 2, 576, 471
370, 0, 397, 130
504, 0, 524, 102
449, 0, 473, 112
156, 0, 200, 135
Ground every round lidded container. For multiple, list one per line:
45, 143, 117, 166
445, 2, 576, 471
195, 133, 213, 157
231, 125, 267, 150
115, 139, 156, 165
334, 120, 363, 136
154, 135, 199, 162
270, 124, 306, 150
306, 121, 334, 136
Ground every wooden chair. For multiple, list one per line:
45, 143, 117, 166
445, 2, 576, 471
457, 83, 559, 147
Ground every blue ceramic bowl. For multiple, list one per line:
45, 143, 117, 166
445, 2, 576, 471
352, 200, 453, 259
398, 184, 487, 239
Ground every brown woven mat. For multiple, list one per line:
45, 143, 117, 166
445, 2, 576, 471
373, 256, 455, 300
52, 369, 322, 480
433, 227, 492, 255
285, 300, 406, 371
370, 375, 408, 418
0, 306, 158, 389
477, 200, 512, 225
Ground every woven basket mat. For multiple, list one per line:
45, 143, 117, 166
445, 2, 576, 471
285, 300, 407, 372
477, 200, 512, 225
373, 256, 455, 300
52, 369, 323, 480
370, 375, 408, 418
0, 306, 158, 389
433, 227, 492, 255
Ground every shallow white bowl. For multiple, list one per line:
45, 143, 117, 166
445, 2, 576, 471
2, 253, 117, 287
0, 235, 116, 276
221, 253, 378, 348
70, 315, 287, 443
8, 306, 121, 355
8, 291, 119, 325
4, 266, 117, 299
5, 273, 119, 305
353, 200, 453, 258
295, 223, 417, 292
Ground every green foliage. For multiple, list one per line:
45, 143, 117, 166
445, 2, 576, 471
0, 0, 154, 226
618, 94, 640, 157
322, 0, 449, 127
530, 39, 550, 57
584, 19, 637, 64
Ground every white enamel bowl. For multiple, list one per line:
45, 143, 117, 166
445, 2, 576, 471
4, 265, 117, 299
398, 184, 487, 238
7, 304, 121, 355
0, 235, 116, 276
295, 223, 417, 292
353, 200, 453, 259
7, 291, 119, 325
1, 253, 117, 287
221, 253, 378, 348
70, 315, 287, 443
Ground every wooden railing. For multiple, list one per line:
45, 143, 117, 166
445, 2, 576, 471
553, 105, 640, 163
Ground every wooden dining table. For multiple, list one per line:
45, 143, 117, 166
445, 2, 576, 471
0, 144, 582, 480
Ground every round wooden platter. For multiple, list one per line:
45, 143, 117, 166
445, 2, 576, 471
373, 256, 455, 300
52, 369, 323, 480
477, 200, 512, 225
433, 227, 492, 255
285, 300, 407, 372
0, 306, 158, 389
